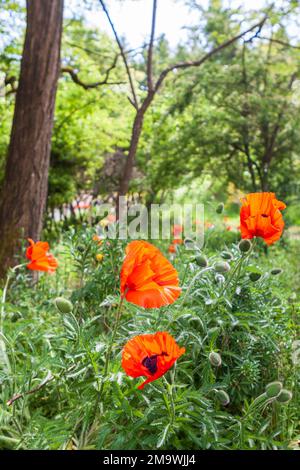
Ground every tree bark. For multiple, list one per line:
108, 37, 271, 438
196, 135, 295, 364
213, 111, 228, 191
0, 0, 64, 276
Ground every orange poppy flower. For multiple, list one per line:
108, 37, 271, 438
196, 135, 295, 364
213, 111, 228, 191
240, 192, 286, 245
168, 244, 176, 254
172, 238, 183, 245
120, 240, 181, 308
122, 331, 185, 389
26, 239, 58, 273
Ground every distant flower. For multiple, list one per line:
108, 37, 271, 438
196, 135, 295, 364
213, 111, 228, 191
122, 331, 185, 389
172, 224, 183, 237
168, 244, 176, 254
26, 239, 58, 273
93, 235, 103, 246
96, 253, 104, 262
120, 240, 181, 308
172, 238, 183, 245
240, 192, 286, 245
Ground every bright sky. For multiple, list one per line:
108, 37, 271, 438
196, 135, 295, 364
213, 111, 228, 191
85, 0, 268, 49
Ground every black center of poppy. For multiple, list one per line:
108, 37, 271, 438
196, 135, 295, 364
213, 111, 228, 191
261, 214, 268, 218
142, 355, 158, 374
142, 352, 168, 375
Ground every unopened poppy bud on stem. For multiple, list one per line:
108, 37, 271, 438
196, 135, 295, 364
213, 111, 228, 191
54, 297, 73, 314
195, 254, 208, 268
249, 271, 262, 282
239, 239, 251, 253
209, 351, 222, 367
216, 203, 224, 214
270, 268, 283, 276
214, 261, 230, 273
215, 390, 230, 406
221, 251, 233, 260
265, 381, 282, 398
276, 389, 292, 404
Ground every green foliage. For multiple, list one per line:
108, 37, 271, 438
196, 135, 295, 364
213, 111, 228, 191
0, 224, 299, 450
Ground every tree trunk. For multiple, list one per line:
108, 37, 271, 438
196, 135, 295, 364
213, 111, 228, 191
0, 0, 64, 276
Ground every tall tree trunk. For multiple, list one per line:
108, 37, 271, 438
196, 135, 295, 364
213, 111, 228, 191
0, 0, 64, 276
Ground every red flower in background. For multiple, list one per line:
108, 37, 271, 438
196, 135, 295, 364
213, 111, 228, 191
26, 239, 58, 273
240, 192, 286, 245
120, 240, 181, 308
168, 244, 176, 254
122, 331, 185, 389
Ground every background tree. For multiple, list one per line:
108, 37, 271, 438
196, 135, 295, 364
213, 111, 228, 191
0, 0, 64, 275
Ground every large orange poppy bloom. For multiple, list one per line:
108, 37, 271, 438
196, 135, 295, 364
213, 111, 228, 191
120, 240, 181, 308
240, 192, 286, 245
26, 239, 58, 273
122, 331, 185, 390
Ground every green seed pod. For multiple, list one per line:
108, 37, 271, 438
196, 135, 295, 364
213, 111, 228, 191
270, 268, 283, 276
215, 390, 230, 406
54, 297, 73, 314
216, 203, 224, 214
276, 389, 293, 404
77, 245, 85, 253
209, 351, 222, 367
239, 239, 252, 253
249, 271, 262, 282
221, 251, 233, 260
214, 261, 230, 273
265, 381, 283, 398
195, 254, 208, 268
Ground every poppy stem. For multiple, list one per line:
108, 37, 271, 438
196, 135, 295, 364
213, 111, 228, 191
180, 266, 214, 306
94, 294, 125, 412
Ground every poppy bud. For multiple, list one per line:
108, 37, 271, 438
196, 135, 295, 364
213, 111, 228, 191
184, 238, 195, 250
221, 251, 233, 260
239, 239, 252, 253
249, 271, 262, 282
214, 261, 230, 273
77, 245, 85, 253
54, 297, 73, 314
276, 389, 293, 404
265, 381, 282, 398
270, 268, 283, 276
209, 351, 222, 367
215, 390, 230, 406
195, 254, 208, 268
216, 203, 224, 214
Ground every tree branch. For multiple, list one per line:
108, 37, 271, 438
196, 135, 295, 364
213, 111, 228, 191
98, 0, 139, 109
154, 16, 268, 93
258, 36, 300, 50
147, 0, 157, 92
61, 52, 123, 89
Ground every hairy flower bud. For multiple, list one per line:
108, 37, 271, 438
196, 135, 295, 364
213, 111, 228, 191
54, 297, 73, 314
249, 271, 262, 282
195, 254, 208, 268
221, 251, 233, 260
265, 381, 282, 398
270, 268, 283, 276
214, 261, 230, 273
215, 390, 230, 406
239, 239, 252, 253
209, 351, 222, 367
276, 389, 293, 404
